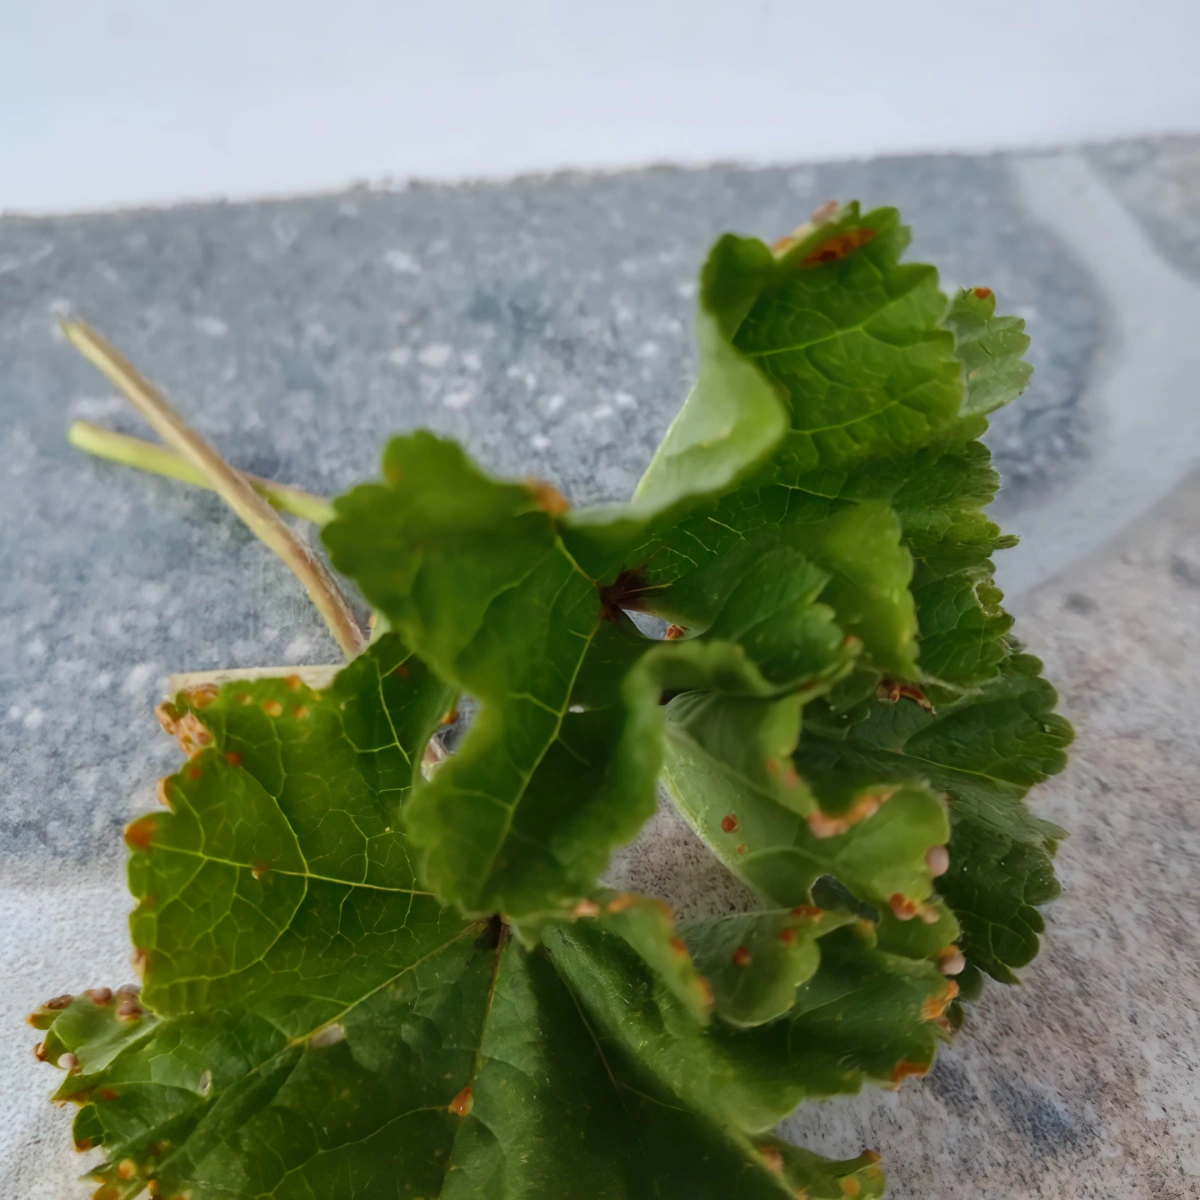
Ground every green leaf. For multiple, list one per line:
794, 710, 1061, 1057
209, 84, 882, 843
679, 906, 855, 1027
798, 651, 1072, 980
945, 285, 1033, 417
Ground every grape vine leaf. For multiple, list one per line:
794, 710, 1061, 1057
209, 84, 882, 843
32, 641, 948, 1199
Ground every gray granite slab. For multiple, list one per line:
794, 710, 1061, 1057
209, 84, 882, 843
3, 139, 1199, 1198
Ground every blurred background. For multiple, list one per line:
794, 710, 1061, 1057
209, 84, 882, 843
4, 0, 1199, 212
3, 4, 1200, 1198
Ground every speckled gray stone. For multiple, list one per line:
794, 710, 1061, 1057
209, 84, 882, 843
3, 142, 1198, 1200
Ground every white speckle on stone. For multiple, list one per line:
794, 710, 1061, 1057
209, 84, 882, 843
387, 347, 412, 367
284, 635, 313, 660
194, 316, 228, 338
23, 708, 44, 730
531, 434, 552, 451
428, 238, 451, 255
122, 663, 157, 697
91, 671, 113, 692
615, 391, 637, 409
592, 403, 614, 420
545, 394, 565, 413
27, 637, 46, 660
462, 350, 482, 372
418, 343, 452, 369
637, 341, 659, 359
71, 395, 126, 420
443, 383, 478, 410
384, 249, 421, 275
7, 705, 22, 721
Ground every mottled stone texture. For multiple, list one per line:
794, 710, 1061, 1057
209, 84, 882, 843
4, 140, 1199, 1198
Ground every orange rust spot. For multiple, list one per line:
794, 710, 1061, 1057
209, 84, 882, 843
90, 987, 113, 1005
669, 935, 688, 957
99, 1087, 120, 1101
922, 980, 960, 1021
756, 1143, 785, 1174
606, 893, 637, 914
732, 945, 752, 967
720, 813, 738, 834
877, 679, 935, 713
117, 1160, 138, 1180
802, 227, 876, 268
251, 862, 270, 881
236, 692, 253, 705
224, 750, 243, 767
664, 623, 686, 640
123, 816, 156, 852
32, 1041, 46, 1061
937, 945, 966, 976
972, 286, 993, 300
154, 701, 182, 735
448, 1084, 474, 1116
889, 1060, 929, 1083
440, 709, 458, 726
735, 843, 747, 856
285, 674, 303, 691
184, 683, 220, 709
74, 1138, 93, 1152
525, 479, 570, 517
186, 765, 202, 781
889, 893, 918, 921
807, 787, 899, 838
262, 699, 284, 718
394, 663, 409, 678
292, 706, 310, 719
778, 927, 796, 946
572, 899, 601, 918
840, 1178, 861, 1197
792, 904, 824, 920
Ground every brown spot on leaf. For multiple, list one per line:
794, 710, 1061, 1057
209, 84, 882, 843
525, 480, 570, 516
394, 663, 409, 678
33, 1041, 47, 1061
807, 787, 899, 838
42, 994, 74, 1011
123, 816, 156, 853
292, 705, 310, 719
664, 623, 686, 640
973, 286, 993, 300
877, 679, 935, 713
261, 699, 284, 718
439, 709, 458, 726
225, 751, 242, 767
792, 904, 824, 920
99, 1087, 120, 1101
889, 894, 918, 921
720, 813, 738, 833
285, 675, 303, 691
186, 765, 202, 781
937, 945, 966, 976
74, 1137, 93, 1152
922, 980, 959, 1021
778, 927, 796, 946
756, 1143, 785, 1174
184, 683, 220, 710
736, 843, 747, 856
669, 936, 688, 956
448, 1084, 473, 1116
732, 945, 752, 967
802, 227, 876, 268
90, 987, 112, 1006
889, 1059, 929, 1083
251, 862, 270, 881
840, 1178, 861, 1197
117, 1160, 138, 1180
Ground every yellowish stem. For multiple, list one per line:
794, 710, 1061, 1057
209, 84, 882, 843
61, 320, 366, 660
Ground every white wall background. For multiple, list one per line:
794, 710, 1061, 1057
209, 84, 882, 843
3, 0, 1198, 214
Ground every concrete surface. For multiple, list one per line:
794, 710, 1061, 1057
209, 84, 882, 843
3, 138, 1200, 1198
